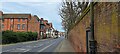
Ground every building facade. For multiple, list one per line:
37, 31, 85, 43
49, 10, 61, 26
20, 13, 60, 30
40, 18, 45, 39
28, 15, 40, 40
39, 18, 54, 39
0, 11, 2, 32
1, 11, 41, 40
1, 11, 55, 40
2, 14, 31, 32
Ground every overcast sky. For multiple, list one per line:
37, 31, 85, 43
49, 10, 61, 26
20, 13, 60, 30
0, 0, 65, 32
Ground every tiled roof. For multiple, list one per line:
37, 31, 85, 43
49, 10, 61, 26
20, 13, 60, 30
3, 14, 31, 18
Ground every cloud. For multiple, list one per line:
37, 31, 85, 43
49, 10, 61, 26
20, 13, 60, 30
0, 0, 62, 2
0, 3, 2, 10
17, 2, 57, 7
1, 2, 64, 32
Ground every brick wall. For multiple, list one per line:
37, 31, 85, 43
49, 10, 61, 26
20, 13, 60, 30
0, 11, 2, 32
94, 2, 119, 52
3, 18, 28, 32
28, 16, 40, 39
68, 2, 120, 52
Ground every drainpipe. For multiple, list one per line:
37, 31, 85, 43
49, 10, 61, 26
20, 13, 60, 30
90, 1, 97, 54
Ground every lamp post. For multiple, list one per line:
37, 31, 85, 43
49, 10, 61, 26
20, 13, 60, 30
89, 0, 97, 54
90, 0, 94, 42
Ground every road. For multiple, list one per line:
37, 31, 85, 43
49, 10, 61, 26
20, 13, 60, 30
2, 36, 64, 54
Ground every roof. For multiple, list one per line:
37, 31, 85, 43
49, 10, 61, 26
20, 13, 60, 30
3, 14, 31, 18
29, 16, 39, 23
34, 15, 40, 21
44, 20, 48, 22
49, 23, 53, 28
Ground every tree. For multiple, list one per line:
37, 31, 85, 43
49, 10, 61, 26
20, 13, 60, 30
59, 0, 89, 32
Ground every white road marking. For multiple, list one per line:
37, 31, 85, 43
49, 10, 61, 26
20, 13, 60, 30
23, 44, 44, 52
16, 48, 26, 50
5, 49, 11, 52
25, 44, 43, 48
4, 44, 44, 52
39, 44, 44, 46
38, 42, 55, 52
5, 49, 15, 52
23, 49, 30, 52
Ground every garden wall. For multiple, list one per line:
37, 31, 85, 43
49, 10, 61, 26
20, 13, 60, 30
68, 2, 120, 52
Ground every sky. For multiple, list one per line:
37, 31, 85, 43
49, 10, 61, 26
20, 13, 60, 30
0, 0, 65, 32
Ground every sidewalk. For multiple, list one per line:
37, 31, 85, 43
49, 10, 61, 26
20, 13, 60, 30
54, 39, 75, 52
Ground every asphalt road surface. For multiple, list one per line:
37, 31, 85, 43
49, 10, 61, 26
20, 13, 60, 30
2, 36, 64, 54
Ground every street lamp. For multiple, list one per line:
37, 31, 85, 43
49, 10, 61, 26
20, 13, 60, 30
89, 1, 97, 54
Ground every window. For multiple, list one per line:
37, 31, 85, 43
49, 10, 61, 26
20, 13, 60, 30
40, 25, 44, 29
2, 24, 4, 29
2, 18, 4, 22
17, 24, 20, 30
22, 24, 25, 29
18, 19, 20, 22
10, 19, 13, 22
10, 25, 13, 30
40, 21, 43, 24
22, 19, 25, 22
10, 25, 13, 28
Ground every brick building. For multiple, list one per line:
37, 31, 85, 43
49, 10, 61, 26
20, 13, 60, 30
0, 11, 2, 32
48, 23, 54, 38
1, 11, 41, 40
39, 18, 54, 39
28, 15, 40, 40
40, 18, 45, 39
2, 13, 31, 32
1, 11, 55, 40
44, 20, 50, 38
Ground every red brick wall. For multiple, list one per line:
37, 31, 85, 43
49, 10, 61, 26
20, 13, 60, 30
68, 2, 120, 52
13, 18, 28, 32
3, 18, 28, 32
68, 12, 90, 52
94, 2, 119, 52
0, 11, 2, 32
28, 16, 40, 39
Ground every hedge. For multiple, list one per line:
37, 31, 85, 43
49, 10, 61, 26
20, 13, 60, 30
2, 30, 38, 44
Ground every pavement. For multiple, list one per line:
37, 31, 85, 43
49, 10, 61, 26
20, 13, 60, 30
54, 38, 75, 52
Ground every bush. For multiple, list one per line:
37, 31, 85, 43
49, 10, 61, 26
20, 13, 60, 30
2, 30, 38, 44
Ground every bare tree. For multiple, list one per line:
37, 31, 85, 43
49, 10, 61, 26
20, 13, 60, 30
59, 0, 89, 32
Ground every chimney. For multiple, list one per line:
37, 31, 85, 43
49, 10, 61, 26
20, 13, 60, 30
0, 11, 3, 17
41, 18, 43, 20
0, 11, 3, 20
